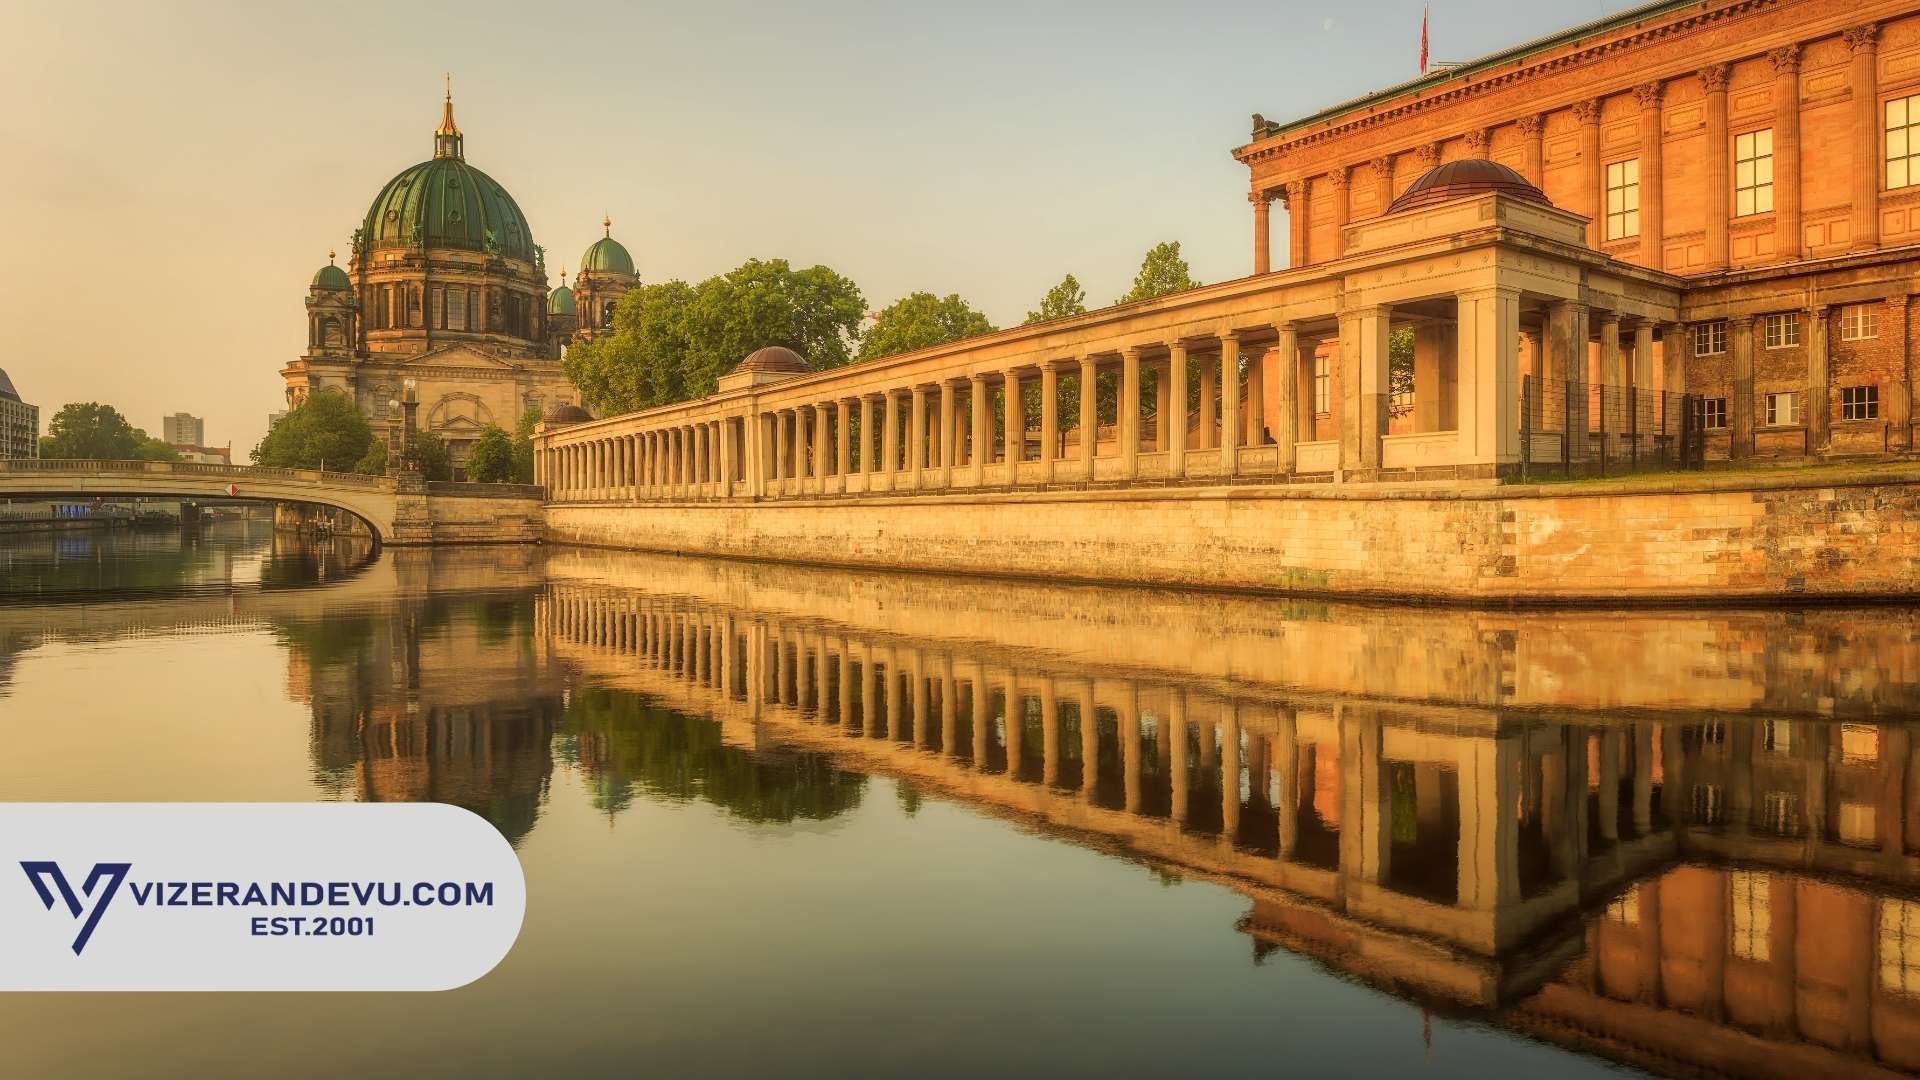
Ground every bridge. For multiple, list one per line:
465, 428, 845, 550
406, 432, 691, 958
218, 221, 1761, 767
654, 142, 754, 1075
0, 459, 545, 545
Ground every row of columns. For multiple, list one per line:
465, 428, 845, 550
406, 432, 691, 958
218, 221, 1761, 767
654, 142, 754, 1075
537, 418, 739, 502
1253, 23, 1882, 274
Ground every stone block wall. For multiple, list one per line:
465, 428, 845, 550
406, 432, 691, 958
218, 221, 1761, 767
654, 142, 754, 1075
544, 470, 1920, 602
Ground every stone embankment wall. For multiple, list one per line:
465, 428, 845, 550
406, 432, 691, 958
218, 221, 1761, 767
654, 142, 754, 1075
411, 483, 544, 544
543, 465, 1920, 603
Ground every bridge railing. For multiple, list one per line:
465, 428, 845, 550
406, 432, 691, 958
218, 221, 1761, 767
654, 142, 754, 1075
425, 480, 545, 499
0, 459, 392, 489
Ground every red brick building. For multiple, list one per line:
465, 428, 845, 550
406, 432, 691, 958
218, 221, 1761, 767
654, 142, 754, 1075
1238, 0, 1920, 460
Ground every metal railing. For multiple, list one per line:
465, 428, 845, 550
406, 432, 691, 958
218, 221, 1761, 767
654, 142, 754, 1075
1519, 376, 1704, 479
0, 459, 391, 488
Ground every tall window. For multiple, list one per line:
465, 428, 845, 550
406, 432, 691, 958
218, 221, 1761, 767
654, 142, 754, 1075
1731, 871, 1771, 961
1763, 312, 1799, 349
1694, 320, 1728, 356
1760, 791, 1802, 837
1888, 93, 1920, 190
1694, 397, 1728, 430
1764, 392, 1798, 427
1735, 129, 1774, 216
1842, 304, 1879, 340
446, 288, 468, 332
1313, 353, 1331, 418
1843, 385, 1881, 421
1605, 159, 1640, 240
1883, 900, 1920, 995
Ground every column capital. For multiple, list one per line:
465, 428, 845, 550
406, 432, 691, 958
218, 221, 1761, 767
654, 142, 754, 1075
1767, 43, 1801, 75
1516, 114, 1545, 137
1413, 142, 1441, 169
1371, 154, 1395, 181
1120, 344, 1146, 359
1631, 81, 1662, 110
1327, 164, 1351, 190
1283, 178, 1308, 203
1844, 22, 1880, 53
1457, 285, 1523, 304
1571, 98, 1601, 124
1807, 301, 1831, 317
1248, 188, 1277, 207
1698, 63, 1730, 93
1463, 129, 1490, 157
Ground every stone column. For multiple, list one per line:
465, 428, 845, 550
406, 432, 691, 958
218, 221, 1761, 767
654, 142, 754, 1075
1512, 116, 1541, 187
859, 394, 876, 480
938, 381, 957, 487
1121, 347, 1142, 478
814, 403, 831, 488
1457, 287, 1523, 468
835, 399, 851, 492
695, 423, 709, 492
1633, 82, 1664, 270
1001, 369, 1022, 477
1079, 357, 1098, 480
772, 410, 787, 487
882, 390, 901, 487
1274, 323, 1298, 473
1246, 344, 1266, 448
1198, 351, 1217, 450
1808, 304, 1831, 450
1662, 322, 1688, 398
1599, 313, 1623, 388
1329, 166, 1350, 260
1168, 340, 1189, 478
1252, 191, 1272, 275
1219, 334, 1241, 474
968, 375, 989, 485
1575, 99, 1602, 248
1771, 46, 1803, 261
1039, 362, 1059, 483
1340, 305, 1392, 472
1632, 321, 1655, 391
1152, 362, 1170, 452
1847, 24, 1881, 251
1372, 155, 1395, 215
1731, 314, 1756, 460
908, 386, 927, 490
1284, 180, 1308, 269
792, 407, 809, 482
1701, 65, 1731, 270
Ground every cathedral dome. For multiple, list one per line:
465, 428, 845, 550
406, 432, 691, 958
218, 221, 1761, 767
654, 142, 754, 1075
362, 156, 537, 261
547, 282, 575, 316
734, 346, 810, 375
311, 259, 350, 291
580, 218, 634, 276
1388, 159, 1550, 214
542, 401, 591, 425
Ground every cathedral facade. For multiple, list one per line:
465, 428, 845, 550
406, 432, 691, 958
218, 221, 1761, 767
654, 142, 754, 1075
281, 90, 637, 473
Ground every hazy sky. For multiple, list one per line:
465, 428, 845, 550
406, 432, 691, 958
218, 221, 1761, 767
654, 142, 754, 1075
1, 0, 1642, 454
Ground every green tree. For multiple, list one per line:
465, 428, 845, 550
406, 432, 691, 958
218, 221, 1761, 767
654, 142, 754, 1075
1389, 326, 1416, 417
564, 260, 865, 415
353, 440, 387, 476
1024, 273, 1088, 324
856, 291, 995, 362
253, 393, 373, 471
415, 430, 452, 481
39, 402, 164, 460
1116, 241, 1201, 304
464, 424, 517, 483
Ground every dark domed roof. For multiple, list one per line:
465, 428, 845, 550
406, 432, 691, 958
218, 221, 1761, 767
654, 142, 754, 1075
1388, 159, 1550, 214
542, 402, 591, 425
734, 346, 810, 375
311, 261, 351, 291
580, 217, 635, 277
547, 283, 575, 316
0, 366, 19, 403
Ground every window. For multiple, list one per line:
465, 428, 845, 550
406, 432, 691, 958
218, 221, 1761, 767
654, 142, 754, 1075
602, 303, 616, 329
1842, 304, 1879, 340
1731, 870, 1771, 961
1763, 312, 1799, 349
1605, 158, 1640, 240
1693, 397, 1728, 430
1843, 385, 1881, 421
1842, 723, 1881, 763
1840, 802, 1879, 846
1883, 900, 1920, 995
1764, 392, 1798, 427
1760, 791, 1802, 837
1694, 320, 1728, 356
1735, 129, 1775, 216
1313, 353, 1331, 418
1761, 719, 1792, 753
1888, 94, 1920, 190
431, 287, 445, 329
1689, 783, 1723, 825
446, 287, 467, 332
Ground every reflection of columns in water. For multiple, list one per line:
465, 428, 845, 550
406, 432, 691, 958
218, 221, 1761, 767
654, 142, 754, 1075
814, 639, 831, 719
1220, 704, 1242, 845
1004, 676, 1024, 772
1079, 681, 1099, 802
1169, 691, 1189, 826
939, 655, 958, 754
1275, 707, 1297, 857
971, 667, 990, 767
1460, 737, 1522, 911
912, 651, 930, 748
1120, 684, 1142, 814
1597, 730, 1621, 843
796, 631, 814, 711
1040, 679, 1060, 786
887, 654, 907, 740
838, 644, 855, 729
865, 647, 885, 738
1633, 723, 1654, 835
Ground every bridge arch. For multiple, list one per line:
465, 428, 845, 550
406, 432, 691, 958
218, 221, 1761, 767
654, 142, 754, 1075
0, 461, 399, 545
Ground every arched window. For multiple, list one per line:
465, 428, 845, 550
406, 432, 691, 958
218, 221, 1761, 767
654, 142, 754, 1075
323, 318, 344, 346
601, 302, 615, 328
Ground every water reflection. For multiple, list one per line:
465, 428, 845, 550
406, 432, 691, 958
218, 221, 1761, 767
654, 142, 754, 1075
0, 524, 376, 598
6, 532, 1920, 1077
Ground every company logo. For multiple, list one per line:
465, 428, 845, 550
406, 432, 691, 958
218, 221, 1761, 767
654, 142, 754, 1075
20, 861, 131, 955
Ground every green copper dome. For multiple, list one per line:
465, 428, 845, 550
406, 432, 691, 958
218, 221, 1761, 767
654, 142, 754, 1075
361, 157, 536, 262
547, 283, 575, 316
580, 236, 633, 276
311, 262, 351, 291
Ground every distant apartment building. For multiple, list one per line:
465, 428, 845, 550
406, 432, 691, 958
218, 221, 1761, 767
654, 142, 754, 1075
172, 444, 232, 465
162, 412, 204, 445
0, 365, 40, 459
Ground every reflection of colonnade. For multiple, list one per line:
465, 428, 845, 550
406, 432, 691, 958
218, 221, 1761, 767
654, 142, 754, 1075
538, 577, 1920, 1077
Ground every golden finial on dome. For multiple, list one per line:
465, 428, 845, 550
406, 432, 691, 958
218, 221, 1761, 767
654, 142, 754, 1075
328, 248, 336, 264
561, 267, 568, 285
603, 213, 612, 237
436, 73, 460, 137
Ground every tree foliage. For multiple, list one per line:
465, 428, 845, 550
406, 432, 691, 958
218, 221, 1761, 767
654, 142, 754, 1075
1116, 241, 1201, 305
1024, 273, 1087, 324
253, 392, 373, 471
464, 424, 518, 483
856, 291, 995, 362
414, 430, 452, 481
1389, 326, 1416, 415
564, 259, 866, 415
39, 402, 175, 460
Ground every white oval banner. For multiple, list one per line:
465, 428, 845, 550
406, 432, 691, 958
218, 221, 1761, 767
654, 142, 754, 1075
0, 803, 526, 991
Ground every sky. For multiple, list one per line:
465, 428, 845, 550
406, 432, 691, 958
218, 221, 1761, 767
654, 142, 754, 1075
0, 0, 1648, 455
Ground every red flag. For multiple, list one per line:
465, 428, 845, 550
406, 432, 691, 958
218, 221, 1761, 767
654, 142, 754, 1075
1420, 5, 1430, 74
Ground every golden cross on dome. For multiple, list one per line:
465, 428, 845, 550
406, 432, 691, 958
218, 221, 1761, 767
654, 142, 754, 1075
603, 213, 612, 237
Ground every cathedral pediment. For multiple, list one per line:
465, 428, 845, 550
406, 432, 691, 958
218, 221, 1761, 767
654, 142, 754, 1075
395, 343, 521, 371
